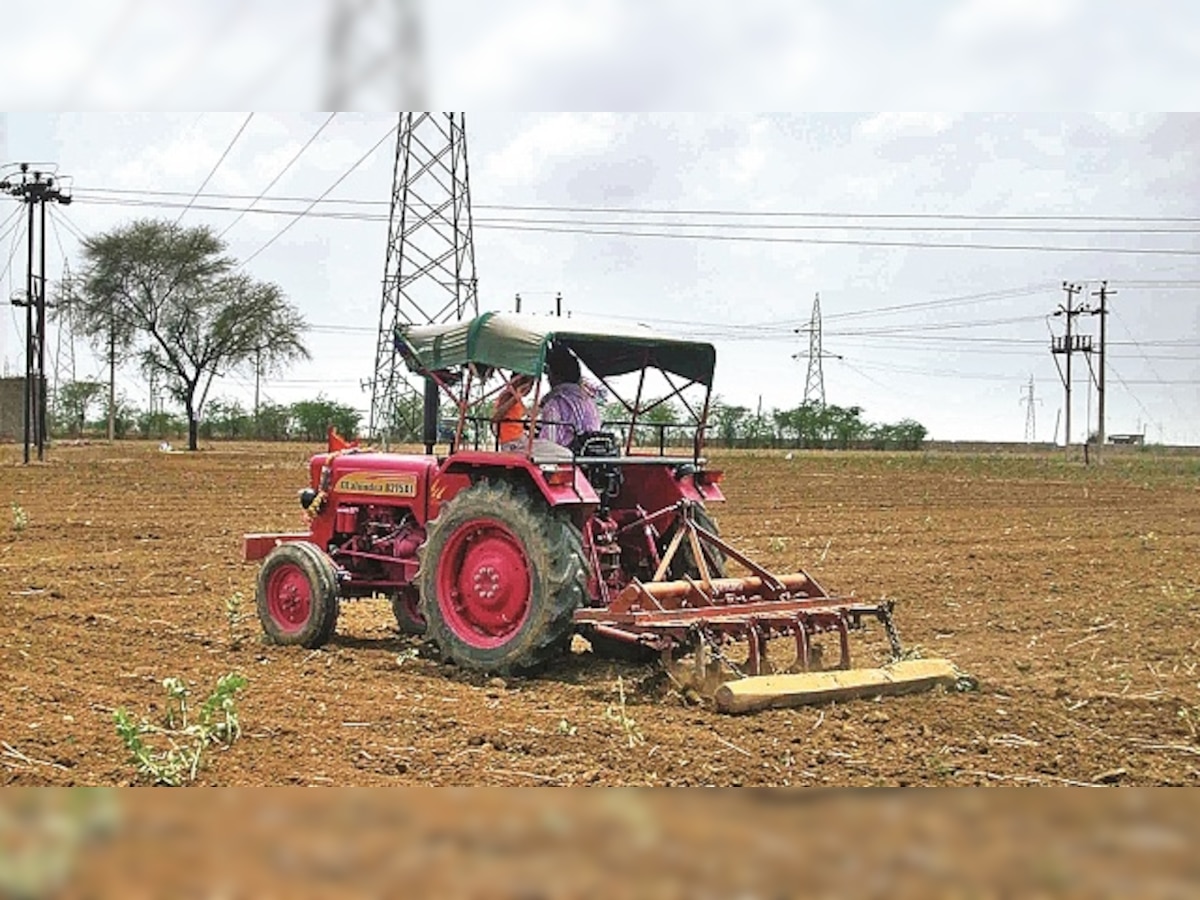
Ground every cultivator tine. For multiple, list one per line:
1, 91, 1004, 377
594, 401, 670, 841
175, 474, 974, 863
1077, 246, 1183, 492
575, 498, 909, 681
795, 619, 811, 672
836, 614, 851, 670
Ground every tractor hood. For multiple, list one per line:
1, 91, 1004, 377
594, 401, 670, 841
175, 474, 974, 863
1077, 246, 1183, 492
396, 312, 716, 387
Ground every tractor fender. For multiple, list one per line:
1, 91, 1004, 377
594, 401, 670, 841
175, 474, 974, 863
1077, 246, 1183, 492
616, 463, 725, 512
436, 452, 599, 512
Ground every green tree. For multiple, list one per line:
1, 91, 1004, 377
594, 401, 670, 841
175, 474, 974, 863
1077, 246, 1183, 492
708, 398, 749, 446
202, 398, 251, 440
637, 399, 681, 448
76, 219, 309, 450
817, 404, 869, 448
53, 380, 105, 436
291, 397, 361, 442
54, 272, 139, 440
254, 402, 293, 441
137, 409, 186, 441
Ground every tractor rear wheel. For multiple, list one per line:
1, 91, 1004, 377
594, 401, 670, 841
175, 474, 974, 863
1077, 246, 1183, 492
418, 480, 585, 675
256, 541, 340, 648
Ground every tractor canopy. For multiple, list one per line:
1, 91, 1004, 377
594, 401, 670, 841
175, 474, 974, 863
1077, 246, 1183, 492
396, 312, 716, 388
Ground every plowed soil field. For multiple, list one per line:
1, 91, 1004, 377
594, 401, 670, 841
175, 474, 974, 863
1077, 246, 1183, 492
2, 442, 1198, 786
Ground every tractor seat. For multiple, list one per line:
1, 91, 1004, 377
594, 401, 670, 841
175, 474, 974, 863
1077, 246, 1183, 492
570, 431, 623, 506
570, 430, 621, 459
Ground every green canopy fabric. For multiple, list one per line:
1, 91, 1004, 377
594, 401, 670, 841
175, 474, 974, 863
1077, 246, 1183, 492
397, 312, 716, 387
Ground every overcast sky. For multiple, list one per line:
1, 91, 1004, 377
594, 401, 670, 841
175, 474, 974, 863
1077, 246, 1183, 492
0, 2, 1197, 443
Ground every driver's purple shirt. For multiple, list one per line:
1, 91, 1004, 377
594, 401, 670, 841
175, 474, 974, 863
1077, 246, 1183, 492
537, 382, 600, 447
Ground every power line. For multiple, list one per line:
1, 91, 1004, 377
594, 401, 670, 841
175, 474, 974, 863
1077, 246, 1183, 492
597, 284, 1059, 334
65, 192, 1200, 252
0, 205, 24, 246
0, 211, 27, 287
217, 112, 337, 239
68, 191, 1200, 236
823, 284, 1057, 321
239, 120, 399, 267
828, 313, 1046, 337
68, 188, 1200, 224
1106, 359, 1158, 432
1110, 306, 1192, 425
472, 221, 1200, 257
48, 206, 89, 243
66, 192, 1200, 255
174, 112, 254, 227
839, 355, 1199, 386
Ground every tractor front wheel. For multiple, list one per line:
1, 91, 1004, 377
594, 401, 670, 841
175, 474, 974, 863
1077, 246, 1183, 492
256, 541, 340, 648
418, 481, 585, 674
392, 587, 426, 636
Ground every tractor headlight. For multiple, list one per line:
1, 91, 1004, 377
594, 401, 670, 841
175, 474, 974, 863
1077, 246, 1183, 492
299, 488, 318, 510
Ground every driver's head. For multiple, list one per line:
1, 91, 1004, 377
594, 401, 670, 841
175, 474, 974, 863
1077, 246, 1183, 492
545, 343, 580, 386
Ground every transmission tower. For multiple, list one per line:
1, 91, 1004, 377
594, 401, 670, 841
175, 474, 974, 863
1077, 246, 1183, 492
369, 113, 478, 444
1020, 375, 1041, 443
792, 293, 840, 407
324, 0, 426, 109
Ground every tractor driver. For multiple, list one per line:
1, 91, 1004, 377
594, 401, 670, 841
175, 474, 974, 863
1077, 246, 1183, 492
537, 342, 600, 447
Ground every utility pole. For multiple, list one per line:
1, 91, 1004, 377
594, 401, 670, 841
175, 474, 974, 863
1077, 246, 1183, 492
107, 299, 116, 441
793, 293, 841, 409
1090, 281, 1112, 464
1, 163, 72, 463
254, 345, 263, 434
1051, 282, 1088, 460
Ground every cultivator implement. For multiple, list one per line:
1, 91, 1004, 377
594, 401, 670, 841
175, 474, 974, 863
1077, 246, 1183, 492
575, 501, 903, 676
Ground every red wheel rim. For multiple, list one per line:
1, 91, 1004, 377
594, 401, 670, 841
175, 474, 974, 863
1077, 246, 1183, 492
436, 518, 531, 648
266, 563, 312, 633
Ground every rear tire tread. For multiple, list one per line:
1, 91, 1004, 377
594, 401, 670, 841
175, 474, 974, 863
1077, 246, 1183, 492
417, 480, 585, 675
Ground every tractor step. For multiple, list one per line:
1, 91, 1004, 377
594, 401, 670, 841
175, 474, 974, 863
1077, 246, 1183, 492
714, 658, 959, 714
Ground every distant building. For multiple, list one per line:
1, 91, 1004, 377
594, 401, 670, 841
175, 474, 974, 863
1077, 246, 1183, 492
1108, 433, 1145, 446
0, 377, 23, 442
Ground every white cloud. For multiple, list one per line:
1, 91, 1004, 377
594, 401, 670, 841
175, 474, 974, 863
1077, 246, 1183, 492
482, 113, 623, 186
857, 113, 955, 140
940, 0, 1081, 43
727, 118, 772, 184
438, 0, 620, 103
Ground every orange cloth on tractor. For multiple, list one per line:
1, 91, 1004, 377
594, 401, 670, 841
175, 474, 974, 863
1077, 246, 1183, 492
327, 426, 359, 452
496, 397, 528, 445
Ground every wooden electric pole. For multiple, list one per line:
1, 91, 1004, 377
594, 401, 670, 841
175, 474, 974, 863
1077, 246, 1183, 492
1090, 281, 1112, 465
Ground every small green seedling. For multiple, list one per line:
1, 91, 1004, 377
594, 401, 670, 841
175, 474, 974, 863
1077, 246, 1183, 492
114, 673, 247, 786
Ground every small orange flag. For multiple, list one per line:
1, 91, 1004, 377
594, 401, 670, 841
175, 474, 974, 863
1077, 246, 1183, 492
328, 426, 359, 452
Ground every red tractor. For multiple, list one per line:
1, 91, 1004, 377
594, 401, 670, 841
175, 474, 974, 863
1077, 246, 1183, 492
244, 313, 901, 678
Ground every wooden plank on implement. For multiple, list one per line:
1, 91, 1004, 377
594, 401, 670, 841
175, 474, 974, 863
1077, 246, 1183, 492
714, 659, 959, 714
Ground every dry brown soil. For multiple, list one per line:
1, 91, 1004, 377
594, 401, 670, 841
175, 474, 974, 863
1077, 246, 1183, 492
1, 441, 1198, 786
